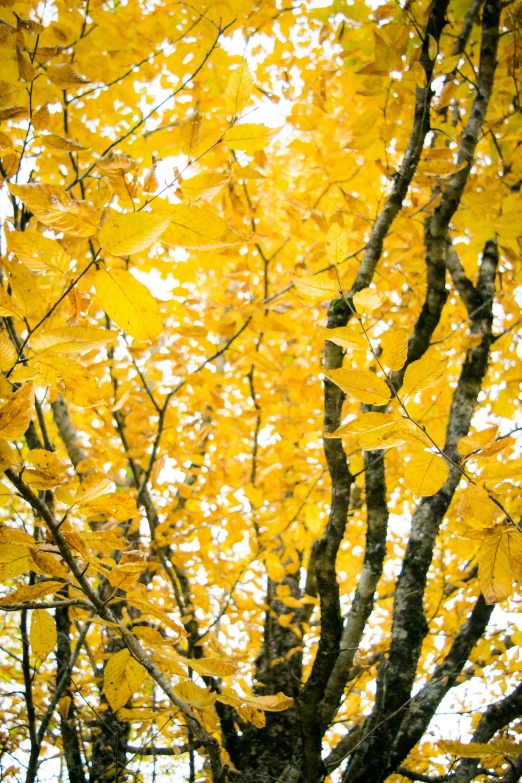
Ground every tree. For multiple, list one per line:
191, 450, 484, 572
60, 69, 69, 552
0, 0, 521, 780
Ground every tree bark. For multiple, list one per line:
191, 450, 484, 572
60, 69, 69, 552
56, 598, 87, 783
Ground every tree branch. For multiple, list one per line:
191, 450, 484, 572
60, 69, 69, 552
51, 394, 88, 468
390, 594, 494, 768
5, 469, 226, 783
499, 753, 522, 783
0, 599, 91, 611
452, 681, 522, 783
297, 301, 354, 781
445, 241, 481, 314
320, 448, 388, 730
324, 724, 365, 773
343, 238, 499, 783
53, 597, 87, 783
348, 0, 450, 295
126, 743, 194, 756
21, 605, 39, 783
397, 767, 444, 783
298, 1, 452, 775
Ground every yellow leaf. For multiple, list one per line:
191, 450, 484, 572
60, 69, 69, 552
381, 328, 409, 371
264, 552, 286, 581
224, 124, 275, 153
0, 287, 24, 319
96, 151, 138, 181
477, 525, 522, 604
77, 491, 137, 522
24, 449, 70, 491
99, 210, 171, 256
67, 289, 91, 326
0, 581, 64, 606
48, 63, 90, 88
132, 626, 174, 647
176, 654, 238, 678
108, 562, 144, 591
73, 470, 113, 505
225, 60, 254, 114
161, 205, 238, 250
181, 171, 229, 201
459, 485, 497, 527
317, 325, 367, 350
217, 689, 293, 712
32, 103, 51, 131
353, 287, 382, 315
401, 354, 445, 399
325, 223, 347, 265
427, 34, 438, 60
0, 525, 34, 546
420, 160, 469, 179
409, 61, 427, 88
94, 268, 163, 342
64, 531, 88, 558
440, 54, 461, 74
325, 369, 390, 406
16, 46, 36, 82
126, 591, 186, 637
117, 706, 176, 722
0, 544, 33, 581
493, 211, 522, 239
44, 134, 89, 152
174, 681, 216, 708
458, 425, 498, 457
0, 131, 12, 152
404, 451, 448, 495
30, 549, 68, 578
35, 353, 104, 408
1, 152, 18, 178
325, 413, 430, 450
0, 384, 34, 441
2, 259, 38, 321
9, 184, 100, 238
480, 436, 513, 459
291, 270, 339, 299
326, 412, 399, 442
488, 739, 522, 758
0, 107, 29, 123
78, 529, 126, 554
250, 313, 291, 334
0, 440, 16, 473
478, 463, 519, 485
280, 596, 304, 609
376, 418, 432, 449
439, 740, 508, 758
438, 80, 458, 109
0, 334, 16, 372
59, 696, 72, 720
180, 111, 202, 157
5, 226, 70, 274
104, 649, 147, 711
238, 704, 266, 727
278, 612, 295, 627
153, 651, 187, 677
142, 166, 158, 194
194, 657, 238, 677
30, 609, 57, 660
32, 327, 118, 355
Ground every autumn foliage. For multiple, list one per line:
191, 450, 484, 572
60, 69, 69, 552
0, 0, 522, 781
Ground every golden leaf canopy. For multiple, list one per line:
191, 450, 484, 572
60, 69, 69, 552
0, 0, 521, 781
